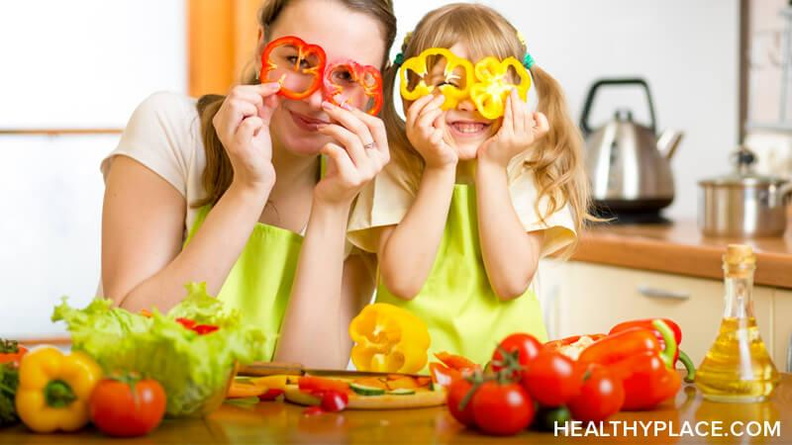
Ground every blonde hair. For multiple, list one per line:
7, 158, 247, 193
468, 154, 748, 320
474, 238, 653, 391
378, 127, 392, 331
381, 3, 594, 256
195, 0, 397, 208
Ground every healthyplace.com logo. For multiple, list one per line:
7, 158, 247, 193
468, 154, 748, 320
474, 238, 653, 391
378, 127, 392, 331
555, 420, 782, 438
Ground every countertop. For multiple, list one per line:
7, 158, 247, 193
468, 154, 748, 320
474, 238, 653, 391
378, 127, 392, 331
571, 219, 792, 289
4, 375, 791, 444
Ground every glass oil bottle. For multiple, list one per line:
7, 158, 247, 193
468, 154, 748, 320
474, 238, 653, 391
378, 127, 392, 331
695, 244, 780, 402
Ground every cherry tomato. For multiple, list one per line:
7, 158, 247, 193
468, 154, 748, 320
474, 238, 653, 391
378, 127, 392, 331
446, 378, 476, 427
491, 333, 541, 379
567, 364, 625, 422
523, 350, 582, 407
319, 390, 349, 412
89, 376, 166, 437
471, 381, 534, 436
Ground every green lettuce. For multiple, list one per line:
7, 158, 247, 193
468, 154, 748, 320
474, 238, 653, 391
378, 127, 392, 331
52, 282, 273, 417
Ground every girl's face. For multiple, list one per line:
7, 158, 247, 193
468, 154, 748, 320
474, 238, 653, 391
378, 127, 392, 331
267, 0, 386, 157
441, 43, 499, 161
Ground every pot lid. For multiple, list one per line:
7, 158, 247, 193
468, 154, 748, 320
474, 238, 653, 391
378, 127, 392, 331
698, 146, 790, 186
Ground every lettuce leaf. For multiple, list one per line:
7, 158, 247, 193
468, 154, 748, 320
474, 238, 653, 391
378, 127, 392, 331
52, 282, 272, 417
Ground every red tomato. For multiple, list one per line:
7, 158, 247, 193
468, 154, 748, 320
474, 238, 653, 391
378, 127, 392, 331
523, 350, 582, 407
89, 376, 166, 437
446, 378, 476, 427
568, 364, 625, 422
471, 381, 534, 436
319, 390, 348, 412
491, 333, 541, 379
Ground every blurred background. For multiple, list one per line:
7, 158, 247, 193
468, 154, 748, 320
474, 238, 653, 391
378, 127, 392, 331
1, 0, 789, 339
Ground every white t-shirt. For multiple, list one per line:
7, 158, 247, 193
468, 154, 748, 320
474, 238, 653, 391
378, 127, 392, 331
101, 91, 207, 237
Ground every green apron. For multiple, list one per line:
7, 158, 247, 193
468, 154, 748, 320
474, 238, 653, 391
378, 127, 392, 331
376, 184, 548, 366
185, 205, 303, 360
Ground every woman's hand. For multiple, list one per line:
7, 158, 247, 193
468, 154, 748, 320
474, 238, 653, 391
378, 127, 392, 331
478, 89, 550, 168
213, 82, 282, 191
314, 101, 390, 206
405, 93, 458, 169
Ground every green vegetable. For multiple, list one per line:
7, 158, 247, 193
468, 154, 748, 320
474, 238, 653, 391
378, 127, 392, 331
0, 363, 19, 426
532, 405, 572, 431
349, 383, 386, 396
52, 282, 273, 417
387, 388, 416, 396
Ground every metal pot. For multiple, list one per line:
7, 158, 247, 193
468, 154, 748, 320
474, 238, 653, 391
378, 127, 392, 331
698, 147, 792, 237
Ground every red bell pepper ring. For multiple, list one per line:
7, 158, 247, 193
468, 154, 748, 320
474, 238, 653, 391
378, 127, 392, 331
428, 362, 462, 388
260, 35, 326, 100
323, 61, 384, 115
433, 352, 480, 374
609, 318, 695, 382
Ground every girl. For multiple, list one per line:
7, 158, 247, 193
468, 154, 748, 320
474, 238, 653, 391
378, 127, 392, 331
100, 0, 396, 368
349, 3, 593, 365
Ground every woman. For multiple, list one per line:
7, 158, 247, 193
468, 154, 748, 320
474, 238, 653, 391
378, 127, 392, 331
100, 0, 396, 368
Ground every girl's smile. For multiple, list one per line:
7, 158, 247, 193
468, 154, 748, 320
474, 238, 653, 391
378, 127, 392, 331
288, 109, 331, 132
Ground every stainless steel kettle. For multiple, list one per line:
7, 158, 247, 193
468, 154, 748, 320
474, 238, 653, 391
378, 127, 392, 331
580, 78, 683, 215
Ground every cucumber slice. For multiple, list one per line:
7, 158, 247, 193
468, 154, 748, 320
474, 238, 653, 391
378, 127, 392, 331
350, 383, 387, 396
387, 388, 416, 396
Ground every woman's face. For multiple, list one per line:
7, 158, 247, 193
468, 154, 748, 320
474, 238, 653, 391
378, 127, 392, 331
267, 0, 386, 157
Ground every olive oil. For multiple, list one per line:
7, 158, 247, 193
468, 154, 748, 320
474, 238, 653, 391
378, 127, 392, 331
695, 245, 779, 403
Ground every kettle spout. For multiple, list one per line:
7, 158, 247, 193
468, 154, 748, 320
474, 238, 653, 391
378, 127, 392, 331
657, 130, 683, 159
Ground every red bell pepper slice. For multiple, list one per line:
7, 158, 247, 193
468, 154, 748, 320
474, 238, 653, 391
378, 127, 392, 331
323, 61, 383, 115
433, 352, 480, 374
609, 318, 695, 382
428, 362, 462, 388
542, 334, 606, 352
260, 35, 326, 100
298, 376, 351, 395
257, 388, 285, 401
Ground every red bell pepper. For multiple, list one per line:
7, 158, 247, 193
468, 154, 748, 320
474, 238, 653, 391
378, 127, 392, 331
260, 35, 326, 100
323, 61, 384, 115
542, 334, 606, 352
581, 320, 682, 411
429, 362, 462, 388
434, 352, 480, 374
609, 318, 695, 382
298, 376, 351, 395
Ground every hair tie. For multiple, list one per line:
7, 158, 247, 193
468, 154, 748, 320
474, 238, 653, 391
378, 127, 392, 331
523, 53, 535, 69
394, 52, 404, 67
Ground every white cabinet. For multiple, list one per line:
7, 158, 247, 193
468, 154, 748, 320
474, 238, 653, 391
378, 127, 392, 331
536, 260, 774, 366
773, 289, 792, 372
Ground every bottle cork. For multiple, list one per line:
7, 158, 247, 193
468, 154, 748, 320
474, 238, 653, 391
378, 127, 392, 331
722, 244, 756, 277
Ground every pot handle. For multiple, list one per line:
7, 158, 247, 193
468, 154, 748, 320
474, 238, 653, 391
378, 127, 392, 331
580, 78, 658, 137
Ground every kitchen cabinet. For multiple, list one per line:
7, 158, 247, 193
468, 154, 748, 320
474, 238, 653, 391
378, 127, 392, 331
537, 260, 776, 366
773, 289, 792, 372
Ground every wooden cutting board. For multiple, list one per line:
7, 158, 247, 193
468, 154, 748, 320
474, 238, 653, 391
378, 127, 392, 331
283, 385, 447, 410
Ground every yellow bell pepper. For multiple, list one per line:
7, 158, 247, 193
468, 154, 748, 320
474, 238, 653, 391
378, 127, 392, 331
349, 303, 431, 374
15, 346, 102, 433
399, 47, 473, 110
469, 56, 532, 120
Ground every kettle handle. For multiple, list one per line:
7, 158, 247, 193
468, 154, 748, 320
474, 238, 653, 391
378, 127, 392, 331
580, 78, 658, 137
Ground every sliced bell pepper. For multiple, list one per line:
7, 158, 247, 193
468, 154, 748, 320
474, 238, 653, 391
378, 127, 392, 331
428, 362, 461, 388
577, 326, 672, 368
433, 352, 480, 374
609, 318, 695, 382
469, 56, 531, 120
298, 376, 351, 395
15, 346, 103, 433
323, 60, 384, 115
260, 35, 326, 100
399, 47, 474, 110
349, 303, 430, 374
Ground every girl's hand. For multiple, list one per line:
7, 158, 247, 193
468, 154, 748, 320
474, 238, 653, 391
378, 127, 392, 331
314, 101, 390, 206
478, 89, 550, 168
405, 93, 458, 169
213, 83, 282, 191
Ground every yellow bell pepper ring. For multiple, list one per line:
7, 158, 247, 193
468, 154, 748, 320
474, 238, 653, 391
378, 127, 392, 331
470, 56, 532, 120
15, 346, 103, 433
349, 303, 431, 374
398, 47, 474, 110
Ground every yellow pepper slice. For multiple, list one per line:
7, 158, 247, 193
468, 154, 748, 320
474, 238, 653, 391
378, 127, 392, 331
15, 346, 103, 433
349, 303, 431, 374
469, 56, 532, 120
399, 48, 473, 110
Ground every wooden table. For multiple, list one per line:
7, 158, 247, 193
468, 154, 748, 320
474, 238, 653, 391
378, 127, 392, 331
4, 374, 791, 444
